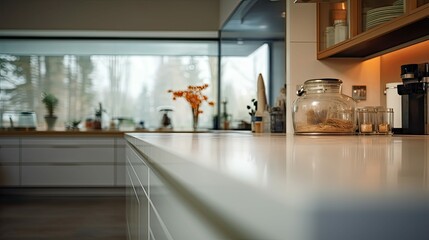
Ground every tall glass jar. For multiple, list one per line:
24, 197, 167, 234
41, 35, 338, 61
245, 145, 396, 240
292, 78, 356, 134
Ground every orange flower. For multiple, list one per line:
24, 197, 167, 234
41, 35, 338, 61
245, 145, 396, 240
168, 84, 215, 116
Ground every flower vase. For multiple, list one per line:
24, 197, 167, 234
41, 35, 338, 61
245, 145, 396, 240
192, 108, 199, 131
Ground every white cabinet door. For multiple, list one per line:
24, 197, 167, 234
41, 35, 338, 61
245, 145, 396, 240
127, 146, 149, 194
116, 137, 126, 186
127, 161, 150, 240
21, 165, 114, 186
0, 165, 20, 186
149, 169, 226, 240
0, 147, 19, 163
21, 137, 114, 146
20, 137, 115, 186
127, 143, 227, 240
116, 165, 126, 186
116, 137, 126, 164
0, 138, 20, 186
127, 166, 141, 240
21, 137, 115, 163
0, 138, 19, 163
22, 147, 114, 164
149, 206, 171, 240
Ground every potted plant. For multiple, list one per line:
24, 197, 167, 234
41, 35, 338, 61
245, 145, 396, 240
41, 92, 59, 131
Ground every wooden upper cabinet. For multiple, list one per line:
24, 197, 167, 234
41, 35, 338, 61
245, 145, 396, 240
317, 0, 429, 59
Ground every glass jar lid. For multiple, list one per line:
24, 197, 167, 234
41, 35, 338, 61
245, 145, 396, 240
297, 78, 343, 96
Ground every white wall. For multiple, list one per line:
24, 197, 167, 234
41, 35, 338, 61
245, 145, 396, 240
0, 0, 219, 35
379, 40, 429, 106
286, 1, 381, 133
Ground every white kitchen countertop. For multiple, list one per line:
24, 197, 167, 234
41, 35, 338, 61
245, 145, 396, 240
126, 132, 429, 240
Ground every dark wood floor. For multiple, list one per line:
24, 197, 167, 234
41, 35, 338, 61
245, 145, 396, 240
0, 196, 127, 240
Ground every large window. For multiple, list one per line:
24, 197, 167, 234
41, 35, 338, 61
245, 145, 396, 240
0, 39, 218, 130
219, 0, 286, 130
220, 42, 270, 128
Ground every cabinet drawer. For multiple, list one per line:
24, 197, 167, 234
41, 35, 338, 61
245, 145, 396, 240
0, 138, 19, 145
22, 147, 114, 163
115, 137, 126, 147
21, 137, 114, 146
0, 165, 20, 186
127, 169, 140, 240
127, 146, 149, 194
0, 146, 19, 163
127, 163, 150, 240
149, 170, 225, 240
150, 205, 171, 240
116, 165, 126, 186
116, 145, 126, 164
21, 165, 114, 186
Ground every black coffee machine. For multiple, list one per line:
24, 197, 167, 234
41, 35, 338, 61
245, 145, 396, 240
397, 63, 429, 134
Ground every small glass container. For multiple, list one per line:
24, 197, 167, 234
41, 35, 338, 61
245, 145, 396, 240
157, 107, 173, 129
254, 116, 263, 133
270, 107, 285, 133
357, 107, 376, 134
292, 78, 356, 134
377, 108, 393, 134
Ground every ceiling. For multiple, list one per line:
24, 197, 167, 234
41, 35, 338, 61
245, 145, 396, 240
220, 0, 285, 56
221, 0, 286, 41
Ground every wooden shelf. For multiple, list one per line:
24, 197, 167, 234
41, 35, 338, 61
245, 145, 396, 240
317, 2, 429, 59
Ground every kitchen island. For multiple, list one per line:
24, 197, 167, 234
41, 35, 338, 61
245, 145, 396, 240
125, 132, 429, 240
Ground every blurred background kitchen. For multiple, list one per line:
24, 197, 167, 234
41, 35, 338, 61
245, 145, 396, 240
0, 0, 285, 132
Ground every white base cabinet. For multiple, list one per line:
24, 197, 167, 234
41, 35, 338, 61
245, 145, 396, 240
0, 138, 20, 186
115, 138, 126, 186
0, 165, 20, 186
0, 136, 126, 187
126, 143, 228, 240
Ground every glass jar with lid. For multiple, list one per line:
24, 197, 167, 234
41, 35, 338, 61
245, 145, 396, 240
292, 78, 356, 134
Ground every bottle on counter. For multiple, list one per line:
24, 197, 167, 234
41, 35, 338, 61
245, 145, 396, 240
254, 116, 263, 133
263, 109, 271, 133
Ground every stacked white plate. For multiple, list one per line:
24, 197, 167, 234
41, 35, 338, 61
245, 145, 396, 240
365, 2, 404, 30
